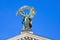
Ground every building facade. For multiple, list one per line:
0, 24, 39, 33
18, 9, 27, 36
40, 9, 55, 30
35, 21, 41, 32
7, 30, 51, 40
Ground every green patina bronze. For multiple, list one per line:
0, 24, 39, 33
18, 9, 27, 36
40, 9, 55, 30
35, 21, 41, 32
16, 6, 36, 30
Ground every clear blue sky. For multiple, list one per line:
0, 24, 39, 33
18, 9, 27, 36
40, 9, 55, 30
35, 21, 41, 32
0, 0, 60, 40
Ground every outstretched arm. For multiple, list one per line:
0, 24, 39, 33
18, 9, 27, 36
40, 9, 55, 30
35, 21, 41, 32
29, 7, 36, 19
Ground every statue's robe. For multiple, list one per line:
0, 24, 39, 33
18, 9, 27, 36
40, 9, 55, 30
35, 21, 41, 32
22, 16, 32, 30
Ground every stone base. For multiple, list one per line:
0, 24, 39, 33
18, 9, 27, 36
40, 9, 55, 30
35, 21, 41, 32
21, 30, 33, 34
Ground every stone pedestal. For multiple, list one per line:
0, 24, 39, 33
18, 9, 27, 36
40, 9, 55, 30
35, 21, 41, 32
21, 30, 33, 34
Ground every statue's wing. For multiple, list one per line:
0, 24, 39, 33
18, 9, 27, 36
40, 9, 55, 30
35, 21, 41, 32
16, 7, 25, 17
16, 6, 31, 17
29, 7, 36, 18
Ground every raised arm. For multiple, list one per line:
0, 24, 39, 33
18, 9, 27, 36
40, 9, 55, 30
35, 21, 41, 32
29, 7, 36, 19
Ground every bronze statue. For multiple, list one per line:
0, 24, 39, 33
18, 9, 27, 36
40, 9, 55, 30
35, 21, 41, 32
16, 6, 36, 30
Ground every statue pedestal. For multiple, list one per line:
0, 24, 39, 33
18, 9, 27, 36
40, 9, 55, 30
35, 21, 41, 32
21, 30, 33, 34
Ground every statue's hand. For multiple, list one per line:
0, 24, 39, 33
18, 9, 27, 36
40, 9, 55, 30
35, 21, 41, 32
29, 7, 36, 18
